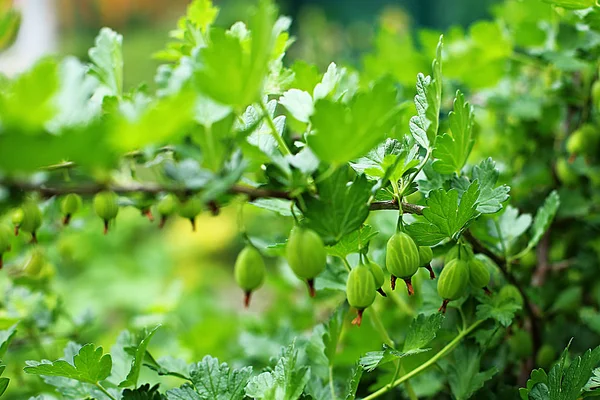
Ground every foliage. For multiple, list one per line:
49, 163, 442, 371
0, 0, 599, 399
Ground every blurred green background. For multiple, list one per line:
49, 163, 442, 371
56, 0, 501, 89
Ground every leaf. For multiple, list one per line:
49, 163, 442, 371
122, 383, 164, 400
119, 325, 160, 388
0, 58, 59, 132
88, 28, 123, 97
442, 344, 498, 400
543, 342, 600, 400
300, 167, 373, 245
327, 225, 378, 259
306, 303, 349, 380
0, 325, 17, 359
167, 384, 202, 400
475, 291, 522, 327
279, 89, 313, 123
307, 79, 399, 165
542, 0, 595, 9
471, 158, 511, 213
143, 353, 191, 381
351, 138, 419, 182
245, 343, 310, 400
250, 198, 300, 217
520, 369, 550, 400
189, 356, 252, 400
488, 206, 532, 255
409, 36, 443, 148
315, 262, 348, 292
403, 313, 445, 352
194, 0, 282, 107
432, 91, 475, 174
406, 181, 480, 246
0, 377, 8, 397
525, 191, 560, 253
344, 364, 363, 400
24, 343, 112, 385
187, 0, 219, 32
359, 345, 430, 372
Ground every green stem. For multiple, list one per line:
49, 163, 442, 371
341, 257, 352, 272
363, 320, 484, 400
259, 99, 292, 156
329, 365, 337, 400
369, 306, 394, 347
402, 148, 431, 194
95, 383, 118, 400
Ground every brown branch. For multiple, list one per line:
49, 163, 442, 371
1, 179, 424, 214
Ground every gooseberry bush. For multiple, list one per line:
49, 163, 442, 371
1, 0, 600, 398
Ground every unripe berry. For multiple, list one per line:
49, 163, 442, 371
498, 284, 524, 308
555, 157, 578, 186
386, 232, 420, 295
20, 201, 42, 243
346, 264, 376, 327
366, 261, 386, 297
93, 191, 119, 234
178, 197, 202, 231
23, 248, 45, 277
536, 344, 556, 368
566, 130, 586, 156
468, 256, 491, 294
509, 329, 533, 358
60, 194, 83, 225
418, 246, 435, 279
11, 208, 23, 236
0, 225, 12, 269
285, 226, 326, 297
157, 194, 179, 228
437, 259, 469, 313
234, 245, 266, 308
445, 244, 474, 263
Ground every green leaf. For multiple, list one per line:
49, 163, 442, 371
351, 138, 419, 182
300, 167, 373, 245
520, 369, 550, 400
24, 343, 112, 385
315, 262, 348, 292
442, 344, 498, 400
0, 325, 17, 359
524, 191, 560, 254
189, 356, 252, 400
327, 225, 378, 259
432, 90, 475, 174
0, 58, 58, 132
88, 28, 123, 97
542, 0, 595, 9
475, 291, 522, 327
471, 158, 511, 213
245, 343, 310, 400
119, 325, 160, 388
409, 36, 443, 148
306, 302, 349, 380
167, 384, 202, 400
194, 0, 283, 107
279, 89, 313, 123
344, 364, 363, 400
547, 342, 600, 400
359, 345, 430, 372
0, 377, 8, 397
122, 383, 164, 400
307, 79, 399, 165
488, 206, 532, 255
403, 313, 445, 352
250, 198, 300, 217
406, 181, 480, 246
187, 0, 219, 32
